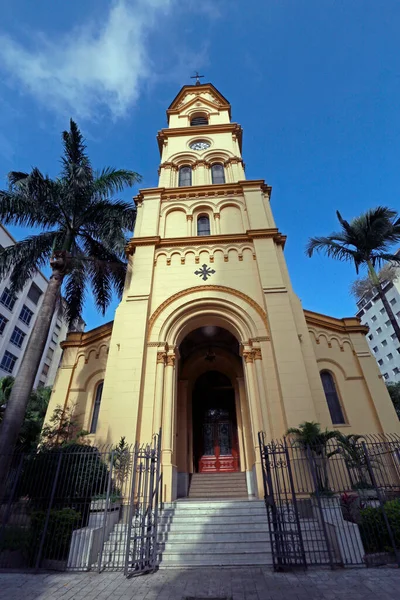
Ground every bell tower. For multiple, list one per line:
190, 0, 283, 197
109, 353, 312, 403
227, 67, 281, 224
157, 82, 245, 188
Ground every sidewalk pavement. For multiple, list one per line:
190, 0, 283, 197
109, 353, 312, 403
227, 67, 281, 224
0, 567, 399, 600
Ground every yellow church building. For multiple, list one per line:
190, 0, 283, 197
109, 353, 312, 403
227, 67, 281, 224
45, 81, 399, 502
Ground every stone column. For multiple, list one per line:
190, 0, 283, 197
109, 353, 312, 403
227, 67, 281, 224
152, 351, 166, 434
214, 213, 221, 235
186, 215, 193, 237
162, 350, 177, 500
242, 348, 264, 497
253, 347, 272, 439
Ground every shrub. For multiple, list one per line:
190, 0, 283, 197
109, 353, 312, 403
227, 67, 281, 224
30, 508, 81, 561
359, 499, 400, 554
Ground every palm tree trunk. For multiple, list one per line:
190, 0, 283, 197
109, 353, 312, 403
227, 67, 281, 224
0, 273, 64, 492
367, 261, 400, 345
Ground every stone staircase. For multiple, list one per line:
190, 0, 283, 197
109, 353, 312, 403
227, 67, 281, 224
188, 472, 248, 499
96, 498, 331, 570
159, 500, 271, 566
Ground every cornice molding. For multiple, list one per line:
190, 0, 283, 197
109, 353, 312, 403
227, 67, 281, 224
126, 229, 286, 254
304, 309, 368, 335
61, 321, 113, 349
157, 123, 243, 154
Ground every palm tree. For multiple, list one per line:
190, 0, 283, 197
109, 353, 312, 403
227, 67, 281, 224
331, 433, 373, 489
306, 207, 400, 344
287, 421, 339, 493
0, 119, 141, 488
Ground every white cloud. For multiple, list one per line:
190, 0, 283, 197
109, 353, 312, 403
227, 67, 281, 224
0, 0, 177, 120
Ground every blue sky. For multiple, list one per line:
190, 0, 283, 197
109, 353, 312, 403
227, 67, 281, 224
1, 0, 399, 330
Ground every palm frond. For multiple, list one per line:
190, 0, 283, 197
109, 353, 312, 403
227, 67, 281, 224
63, 259, 87, 327
0, 231, 59, 292
93, 168, 142, 195
306, 237, 359, 262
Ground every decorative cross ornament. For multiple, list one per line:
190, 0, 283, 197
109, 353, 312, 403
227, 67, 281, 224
194, 264, 215, 281
191, 71, 204, 85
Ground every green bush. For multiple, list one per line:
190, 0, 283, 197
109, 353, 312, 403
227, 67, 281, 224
359, 499, 400, 554
30, 508, 81, 561
16, 445, 110, 521
0, 526, 30, 553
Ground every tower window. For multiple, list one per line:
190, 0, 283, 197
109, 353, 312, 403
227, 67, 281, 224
197, 215, 210, 236
178, 166, 192, 187
90, 381, 104, 434
211, 163, 225, 184
320, 370, 346, 425
190, 114, 208, 126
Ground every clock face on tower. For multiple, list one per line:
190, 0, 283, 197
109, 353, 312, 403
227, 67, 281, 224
190, 140, 210, 151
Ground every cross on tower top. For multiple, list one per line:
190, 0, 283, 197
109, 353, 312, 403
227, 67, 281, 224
190, 71, 204, 86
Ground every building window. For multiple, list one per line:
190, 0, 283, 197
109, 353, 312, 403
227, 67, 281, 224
380, 307, 385, 314
383, 373, 389, 380
27, 282, 43, 305
372, 346, 378, 353
376, 327, 382, 334
382, 340, 388, 347
378, 359, 384, 366
385, 320, 391, 327
197, 215, 211, 236
0, 314, 8, 335
371, 315, 377, 322
0, 288, 16, 311
396, 311, 400, 319
391, 333, 397, 341
393, 367, 400, 375
368, 334, 373, 341
19, 304, 34, 326
55, 322, 61, 331
387, 353, 393, 360
90, 381, 104, 434
190, 114, 208, 126
41, 363, 49, 376
390, 298, 397, 306
178, 166, 192, 187
0, 351, 17, 374
211, 163, 225, 184
47, 347, 55, 360
10, 326, 26, 349
320, 371, 346, 425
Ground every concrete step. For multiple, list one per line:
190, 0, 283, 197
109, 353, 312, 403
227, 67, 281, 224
159, 553, 272, 567
164, 500, 264, 508
162, 506, 266, 517
160, 514, 267, 525
158, 531, 270, 543
158, 522, 269, 533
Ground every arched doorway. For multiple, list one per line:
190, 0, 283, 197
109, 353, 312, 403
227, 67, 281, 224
192, 371, 240, 473
175, 324, 253, 496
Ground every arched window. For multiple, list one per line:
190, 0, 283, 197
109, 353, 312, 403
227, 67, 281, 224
178, 166, 192, 187
90, 381, 104, 433
197, 215, 210, 236
320, 371, 345, 424
190, 114, 208, 126
211, 163, 225, 184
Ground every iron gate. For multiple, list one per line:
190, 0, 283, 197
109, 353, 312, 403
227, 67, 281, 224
258, 432, 308, 570
0, 431, 162, 575
259, 432, 400, 570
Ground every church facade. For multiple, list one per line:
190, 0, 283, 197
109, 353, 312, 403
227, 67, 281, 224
45, 82, 399, 501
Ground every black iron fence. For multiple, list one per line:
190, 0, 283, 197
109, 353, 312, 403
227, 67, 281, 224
0, 432, 162, 575
259, 432, 400, 570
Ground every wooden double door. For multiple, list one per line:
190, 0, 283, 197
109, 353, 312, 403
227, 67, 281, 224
193, 371, 239, 473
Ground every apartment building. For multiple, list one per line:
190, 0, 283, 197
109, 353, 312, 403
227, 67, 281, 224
0, 225, 72, 387
356, 272, 400, 383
